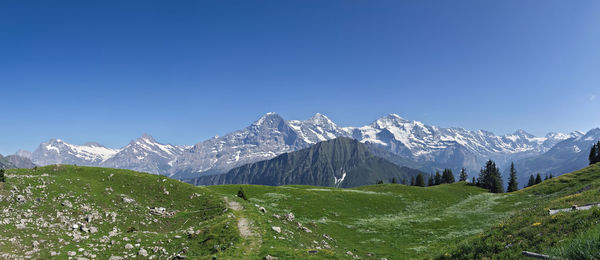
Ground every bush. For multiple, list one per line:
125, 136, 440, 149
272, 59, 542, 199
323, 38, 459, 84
237, 187, 248, 200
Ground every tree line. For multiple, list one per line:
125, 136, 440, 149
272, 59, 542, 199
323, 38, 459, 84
377, 142, 600, 191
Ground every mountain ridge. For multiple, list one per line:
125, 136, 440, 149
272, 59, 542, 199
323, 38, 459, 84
185, 137, 424, 187
23, 112, 586, 179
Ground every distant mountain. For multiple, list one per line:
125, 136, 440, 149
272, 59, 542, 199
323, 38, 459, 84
186, 137, 424, 188
345, 114, 582, 173
24, 112, 584, 180
31, 139, 119, 166
170, 113, 344, 178
102, 134, 185, 175
5, 154, 35, 168
514, 128, 600, 187
0, 154, 12, 169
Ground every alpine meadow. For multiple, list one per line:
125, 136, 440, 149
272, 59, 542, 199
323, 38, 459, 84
1, 1, 600, 259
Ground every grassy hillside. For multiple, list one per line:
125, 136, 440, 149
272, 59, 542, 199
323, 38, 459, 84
0, 165, 241, 259
2, 163, 599, 259
205, 182, 530, 259
438, 163, 600, 259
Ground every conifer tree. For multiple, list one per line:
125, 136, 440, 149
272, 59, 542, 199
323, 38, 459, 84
527, 175, 535, 187
590, 141, 600, 165
415, 173, 425, 187
535, 173, 542, 184
427, 176, 434, 186
391, 178, 397, 184
442, 168, 455, 184
507, 162, 518, 192
410, 177, 415, 186
459, 168, 468, 182
377, 180, 384, 185
477, 160, 503, 193
434, 171, 442, 185
472, 177, 476, 185
0, 169, 5, 183
549, 173, 553, 179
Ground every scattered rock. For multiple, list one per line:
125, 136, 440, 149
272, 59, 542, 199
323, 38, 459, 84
271, 226, 281, 233
16, 195, 26, 203
346, 251, 353, 256
264, 255, 278, 260
62, 200, 73, 208
124, 243, 134, 250
285, 212, 295, 221
259, 207, 267, 214
68, 251, 76, 256
121, 196, 135, 204
138, 248, 148, 257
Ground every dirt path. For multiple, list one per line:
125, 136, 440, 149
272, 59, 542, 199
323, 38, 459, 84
224, 197, 255, 237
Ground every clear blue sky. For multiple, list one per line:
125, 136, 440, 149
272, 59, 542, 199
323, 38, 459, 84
1, 0, 599, 154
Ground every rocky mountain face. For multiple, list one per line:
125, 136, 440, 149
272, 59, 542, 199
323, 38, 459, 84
170, 113, 345, 179
24, 112, 583, 180
31, 139, 119, 166
102, 134, 185, 175
29, 135, 185, 175
186, 137, 424, 187
514, 128, 600, 187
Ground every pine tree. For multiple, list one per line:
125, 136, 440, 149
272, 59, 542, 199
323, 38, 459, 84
0, 169, 5, 183
590, 141, 600, 165
549, 173, 553, 179
410, 177, 415, 186
391, 178, 397, 184
477, 160, 504, 193
377, 180, 384, 185
415, 173, 425, 187
507, 162, 518, 192
427, 176, 434, 186
442, 168, 455, 184
472, 177, 476, 185
535, 173, 542, 184
527, 175, 535, 187
434, 171, 442, 185
459, 168, 468, 182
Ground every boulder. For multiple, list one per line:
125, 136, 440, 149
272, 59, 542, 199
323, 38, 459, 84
271, 226, 281, 233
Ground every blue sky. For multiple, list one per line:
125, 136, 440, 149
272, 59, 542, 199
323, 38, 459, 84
1, 0, 599, 154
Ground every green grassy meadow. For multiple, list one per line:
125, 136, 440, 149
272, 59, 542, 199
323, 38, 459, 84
1, 163, 599, 259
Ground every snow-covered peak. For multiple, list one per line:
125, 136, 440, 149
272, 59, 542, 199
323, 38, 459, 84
140, 133, 156, 142
253, 112, 283, 126
31, 139, 119, 166
307, 113, 336, 126
511, 129, 535, 138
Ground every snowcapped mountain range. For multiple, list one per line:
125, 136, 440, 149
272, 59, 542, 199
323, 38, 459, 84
20, 112, 593, 179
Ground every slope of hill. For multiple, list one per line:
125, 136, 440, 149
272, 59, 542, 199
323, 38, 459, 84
2, 163, 599, 259
0, 165, 236, 259
438, 163, 600, 259
187, 137, 424, 187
